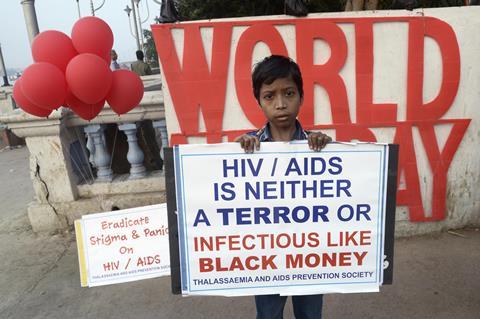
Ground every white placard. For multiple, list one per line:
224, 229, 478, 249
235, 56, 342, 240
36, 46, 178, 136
174, 142, 389, 296
76, 204, 170, 287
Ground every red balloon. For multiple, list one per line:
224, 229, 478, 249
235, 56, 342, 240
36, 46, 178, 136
12, 79, 52, 117
106, 70, 144, 115
71, 17, 113, 57
102, 51, 112, 65
66, 53, 112, 104
66, 90, 104, 121
21, 62, 67, 110
32, 30, 78, 72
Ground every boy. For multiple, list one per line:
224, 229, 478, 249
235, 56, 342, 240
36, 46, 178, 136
235, 55, 331, 319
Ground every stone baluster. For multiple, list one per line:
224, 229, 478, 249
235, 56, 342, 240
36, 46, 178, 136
118, 122, 147, 179
85, 128, 96, 167
101, 127, 107, 148
153, 119, 168, 161
84, 124, 113, 182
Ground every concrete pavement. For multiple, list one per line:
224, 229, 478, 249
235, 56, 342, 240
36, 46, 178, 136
0, 147, 479, 319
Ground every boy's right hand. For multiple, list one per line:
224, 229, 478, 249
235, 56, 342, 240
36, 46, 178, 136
234, 134, 260, 153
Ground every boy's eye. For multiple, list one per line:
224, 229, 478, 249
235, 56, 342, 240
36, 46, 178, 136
263, 94, 273, 100
285, 90, 295, 97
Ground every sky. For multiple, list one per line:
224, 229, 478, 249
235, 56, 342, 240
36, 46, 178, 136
0, 0, 161, 70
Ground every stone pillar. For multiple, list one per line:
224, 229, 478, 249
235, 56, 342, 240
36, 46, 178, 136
84, 124, 113, 182
153, 119, 168, 160
5, 112, 78, 231
21, 0, 40, 46
118, 122, 147, 179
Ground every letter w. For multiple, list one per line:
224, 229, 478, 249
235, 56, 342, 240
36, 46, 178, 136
153, 24, 232, 143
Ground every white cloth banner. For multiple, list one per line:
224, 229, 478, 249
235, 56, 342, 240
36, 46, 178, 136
174, 141, 389, 296
76, 204, 171, 287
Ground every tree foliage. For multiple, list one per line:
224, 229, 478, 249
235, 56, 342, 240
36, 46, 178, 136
175, 0, 344, 21
380, 0, 464, 9
174, 0, 465, 20
143, 29, 159, 68
148, 0, 465, 65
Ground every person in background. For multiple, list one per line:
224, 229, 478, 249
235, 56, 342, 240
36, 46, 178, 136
131, 50, 152, 76
110, 49, 120, 71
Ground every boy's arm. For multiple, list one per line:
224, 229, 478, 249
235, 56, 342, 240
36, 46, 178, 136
307, 131, 332, 151
235, 134, 260, 153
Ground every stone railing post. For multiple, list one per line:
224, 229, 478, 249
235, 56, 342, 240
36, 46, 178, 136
118, 122, 147, 179
84, 124, 113, 182
153, 118, 168, 161
85, 129, 96, 167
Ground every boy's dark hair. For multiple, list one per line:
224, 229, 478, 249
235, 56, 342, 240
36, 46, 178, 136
252, 55, 304, 104
136, 50, 144, 61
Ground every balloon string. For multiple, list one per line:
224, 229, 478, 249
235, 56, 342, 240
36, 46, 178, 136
62, 126, 95, 185
109, 125, 119, 172
74, 126, 96, 184
69, 147, 91, 185
72, 126, 95, 184
65, 130, 89, 184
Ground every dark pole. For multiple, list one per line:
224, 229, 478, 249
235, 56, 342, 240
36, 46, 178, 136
0, 44, 10, 87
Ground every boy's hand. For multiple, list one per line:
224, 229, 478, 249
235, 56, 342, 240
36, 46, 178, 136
308, 131, 332, 151
235, 134, 260, 153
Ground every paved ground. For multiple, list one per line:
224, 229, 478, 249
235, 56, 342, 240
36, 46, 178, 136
0, 145, 34, 218
0, 147, 479, 319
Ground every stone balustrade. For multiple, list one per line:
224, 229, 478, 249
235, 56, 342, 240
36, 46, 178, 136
0, 75, 168, 232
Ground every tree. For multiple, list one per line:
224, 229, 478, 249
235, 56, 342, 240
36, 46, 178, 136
143, 29, 159, 68
174, 0, 343, 21
345, 0, 378, 10
173, 0, 465, 18
346, 0, 464, 10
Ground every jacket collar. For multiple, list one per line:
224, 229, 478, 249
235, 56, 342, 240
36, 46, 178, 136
256, 120, 308, 142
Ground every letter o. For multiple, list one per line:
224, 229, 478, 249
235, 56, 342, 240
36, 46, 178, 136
276, 233, 292, 248
337, 204, 354, 221
292, 206, 310, 223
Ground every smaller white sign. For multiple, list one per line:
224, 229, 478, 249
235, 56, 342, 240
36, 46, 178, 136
75, 204, 170, 287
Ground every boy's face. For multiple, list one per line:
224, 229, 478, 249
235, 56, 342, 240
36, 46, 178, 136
259, 76, 302, 129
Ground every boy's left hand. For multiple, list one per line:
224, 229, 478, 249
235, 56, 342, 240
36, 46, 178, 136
308, 131, 332, 151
